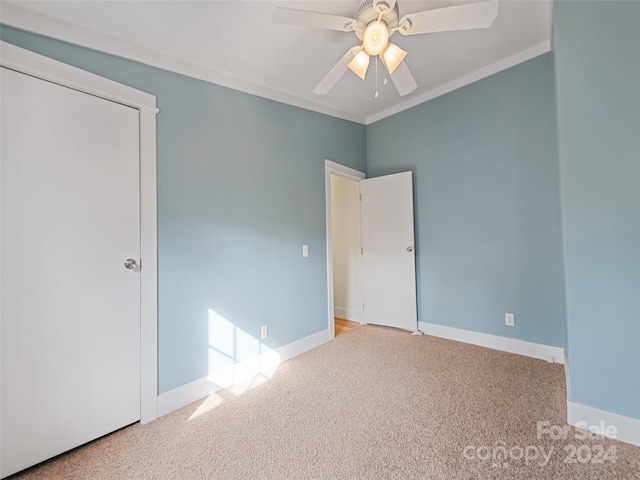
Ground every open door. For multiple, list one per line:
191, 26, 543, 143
360, 171, 419, 333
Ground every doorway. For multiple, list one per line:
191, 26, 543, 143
325, 160, 420, 337
331, 174, 363, 336
325, 160, 365, 338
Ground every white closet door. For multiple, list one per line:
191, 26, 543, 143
1, 67, 141, 477
360, 171, 418, 331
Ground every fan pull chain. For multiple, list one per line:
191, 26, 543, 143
375, 56, 379, 99
376, 10, 387, 92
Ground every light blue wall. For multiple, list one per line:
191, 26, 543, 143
554, 1, 640, 419
0, 26, 367, 393
9, 11, 638, 418
366, 53, 566, 347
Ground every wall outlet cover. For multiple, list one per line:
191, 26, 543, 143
505, 313, 515, 327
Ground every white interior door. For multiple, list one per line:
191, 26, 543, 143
1, 67, 141, 477
360, 171, 418, 331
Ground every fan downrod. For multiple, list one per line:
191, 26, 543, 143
354, 0, 400, 40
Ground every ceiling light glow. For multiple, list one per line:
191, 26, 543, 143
347, 50, 371, 80
362, 20, 389, 56
382, 43, 408, 75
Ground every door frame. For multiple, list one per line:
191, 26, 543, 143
0, 42, 159, 424
324, 160, 365, 339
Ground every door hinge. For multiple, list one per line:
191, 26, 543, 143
360, 194, 362, 201
362, 303, 365, 310
361, 247, 364, 255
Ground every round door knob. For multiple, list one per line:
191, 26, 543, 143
407, 246, 413, 252
124, 258, 137, 270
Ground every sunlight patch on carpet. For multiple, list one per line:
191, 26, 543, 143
188, 392, 224, 421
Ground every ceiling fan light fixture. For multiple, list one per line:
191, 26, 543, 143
347, 49, 370, 80
362, 20, 389, 56
382, 43, 407, 74
274, 0, 502, 96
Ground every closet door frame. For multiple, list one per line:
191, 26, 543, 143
0, 41, 159, 424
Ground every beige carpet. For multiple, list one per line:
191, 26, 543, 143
12, 325, 640, 479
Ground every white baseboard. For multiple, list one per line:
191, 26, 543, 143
157, 377, 220, 417
276, 327, 332, 364
418, 322, 565, 364
563, 349, 572, 400
567, 401, 640, 447
157, 328, 332, 417
334, 307, 362, 323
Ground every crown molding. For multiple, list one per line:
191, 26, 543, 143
2, 3, 552, 127
0, 3, 366, 124
365, 41, 552, 124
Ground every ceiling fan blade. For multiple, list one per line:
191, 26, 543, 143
273, 8, 357, 32
390, 61, 417, 96
398, 0, 499, 36
313, 48, 357, 95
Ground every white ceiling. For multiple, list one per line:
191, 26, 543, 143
0, 0, 552, 124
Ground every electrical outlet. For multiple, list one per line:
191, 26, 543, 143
260, 325, 268, 340
505, 313, 515, 327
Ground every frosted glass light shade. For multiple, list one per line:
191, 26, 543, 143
382, 43, 407, 75
362, 20, 389, 56
348, 50, 370, 80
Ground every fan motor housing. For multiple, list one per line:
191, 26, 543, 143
354, 0, 400, 39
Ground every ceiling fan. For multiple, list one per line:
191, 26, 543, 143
273, 0, 499, 96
